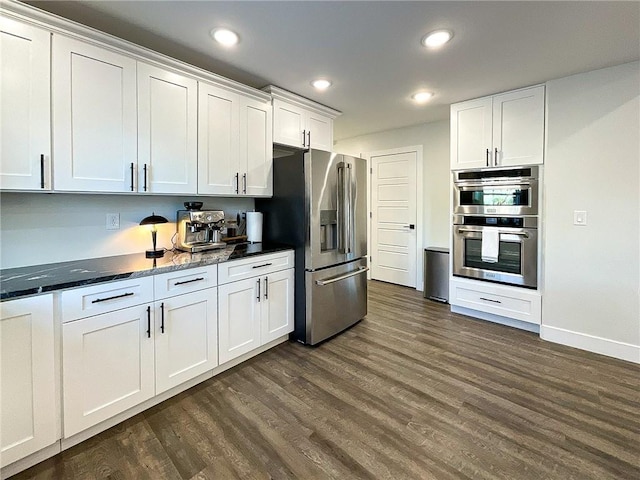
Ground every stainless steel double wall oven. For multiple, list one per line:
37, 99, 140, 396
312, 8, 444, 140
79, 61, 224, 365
452, 166, 539, 289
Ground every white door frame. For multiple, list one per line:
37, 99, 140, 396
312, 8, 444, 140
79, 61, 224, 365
363, 146, 424, 291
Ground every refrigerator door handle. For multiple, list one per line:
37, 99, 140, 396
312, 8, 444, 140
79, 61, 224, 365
337, 162, 346, 253
315, 266, 369, 286
345, 163, 353, 254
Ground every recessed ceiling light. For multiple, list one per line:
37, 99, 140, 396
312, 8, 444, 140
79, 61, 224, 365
421, 30, 453, 48
412, 91, 433, 103
311, 79, 332, 90
210, 28, 239, 46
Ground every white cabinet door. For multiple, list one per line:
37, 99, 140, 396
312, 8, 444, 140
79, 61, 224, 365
492, 86, 545, 167
218, 277, 261, 364
0, 295, 56, 467
52, 35, 137, 192
307, 111, 333, 151
241, 97, 273, 196
155, 289, 218, 394
138, 62, 197, 194
272, 99, 306, 148
62, 304, 154, 437
0, 17, 51, 191
197, 82, 240, 195
261, 269, 294, 344
450, 97, 493, 169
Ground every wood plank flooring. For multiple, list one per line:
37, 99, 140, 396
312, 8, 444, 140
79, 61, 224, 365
11, 280, 640, 479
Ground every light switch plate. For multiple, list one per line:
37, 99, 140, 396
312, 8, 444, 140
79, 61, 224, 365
573, 210, 587, 226
106, 213, 120, 230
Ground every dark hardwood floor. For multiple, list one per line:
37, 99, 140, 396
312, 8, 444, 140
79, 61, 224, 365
12, 280, 640, 479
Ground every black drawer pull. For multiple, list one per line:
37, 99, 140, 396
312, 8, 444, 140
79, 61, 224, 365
174, 277, 205, 286
91, 292, 135, 304
252, 263, 272, 269
480, 297, 502, 304
146, 306, 151, 338
160, 302, 165, 334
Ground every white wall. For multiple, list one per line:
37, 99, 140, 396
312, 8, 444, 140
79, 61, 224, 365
0, 193, 254, 269
335, 120, 450, 250
541, 61, 640, 362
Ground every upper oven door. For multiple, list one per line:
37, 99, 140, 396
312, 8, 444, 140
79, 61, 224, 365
452, 225, 538, 289
453, 179, 538, 216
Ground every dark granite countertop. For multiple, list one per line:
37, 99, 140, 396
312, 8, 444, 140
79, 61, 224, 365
0, 243, 293, 301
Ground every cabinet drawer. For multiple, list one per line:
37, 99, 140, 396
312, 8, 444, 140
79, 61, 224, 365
450, 278, 541, 324
154, 265, 217, 299
218, 250, 294, 285
61, 277, 154, 323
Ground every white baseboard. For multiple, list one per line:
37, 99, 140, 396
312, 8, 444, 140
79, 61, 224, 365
451, 305, 540, 333
540, 325, 640, 364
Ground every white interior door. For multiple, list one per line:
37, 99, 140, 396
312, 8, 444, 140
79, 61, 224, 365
370, 150, 418, 287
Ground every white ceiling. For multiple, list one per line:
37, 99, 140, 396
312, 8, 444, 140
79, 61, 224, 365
27, 1, 640, 141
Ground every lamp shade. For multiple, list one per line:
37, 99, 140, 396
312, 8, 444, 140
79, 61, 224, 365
139, 213, 168, 226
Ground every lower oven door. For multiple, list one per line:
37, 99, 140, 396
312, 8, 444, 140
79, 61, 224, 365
452, 225, 538, 288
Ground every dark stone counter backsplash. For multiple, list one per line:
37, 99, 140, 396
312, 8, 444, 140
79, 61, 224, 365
0, 243, 293, 301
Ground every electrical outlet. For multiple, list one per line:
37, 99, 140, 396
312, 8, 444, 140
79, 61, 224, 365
106, 213, 120, 230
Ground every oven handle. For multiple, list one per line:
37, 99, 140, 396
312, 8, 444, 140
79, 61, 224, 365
455, 181, 533, 189
458, 228, 530, 239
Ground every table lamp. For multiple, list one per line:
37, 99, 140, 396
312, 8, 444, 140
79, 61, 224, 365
139, 213, 168, 258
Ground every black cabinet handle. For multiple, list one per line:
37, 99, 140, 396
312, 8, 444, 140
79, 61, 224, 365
480, 297, 502, 304
242, 173, 247, 194
174, 277, 204, 286
252, 262, 272, 269
235, 172, 239, 194
302, 129, 307, 147
40, 154, 45, 189
130, 163, 135, 191
494, 148, 499, 166
143, 164, 148, 192
256, 278, 261, 302
91, 292, 134, 304
146, 306, 151, 338
264, 277, 268, 300
486, 149, 490, 167
160, 302, 165, 334
307, 130, 311, 147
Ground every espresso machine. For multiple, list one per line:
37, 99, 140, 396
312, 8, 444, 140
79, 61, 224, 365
176, 202, 226, 252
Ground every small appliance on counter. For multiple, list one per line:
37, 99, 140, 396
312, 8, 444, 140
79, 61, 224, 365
176, 202, 226, 253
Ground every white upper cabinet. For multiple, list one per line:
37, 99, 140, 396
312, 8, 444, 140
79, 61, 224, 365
137, 62, 198, 194
241, 96, 273, 196
0, 17, 51, 191
450, 97, 493, 170
198, 81, 272, 196
265, 85, 340, 151
492, 87, 545, 167
451, 85, 545, 169
52, 35, 137, 192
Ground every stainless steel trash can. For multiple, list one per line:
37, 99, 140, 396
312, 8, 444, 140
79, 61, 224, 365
424, 247, 449, 303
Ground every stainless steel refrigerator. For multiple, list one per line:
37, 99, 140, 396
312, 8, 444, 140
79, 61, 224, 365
257, 149, 368, 345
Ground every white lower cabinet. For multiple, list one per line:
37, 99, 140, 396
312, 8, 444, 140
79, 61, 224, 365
449, 277, 541, 325
62, 304, 155, 437
0, 294, 57, 467
218, 251, 295, 364
261, 268, 295, 344
155, 288, 218, 394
